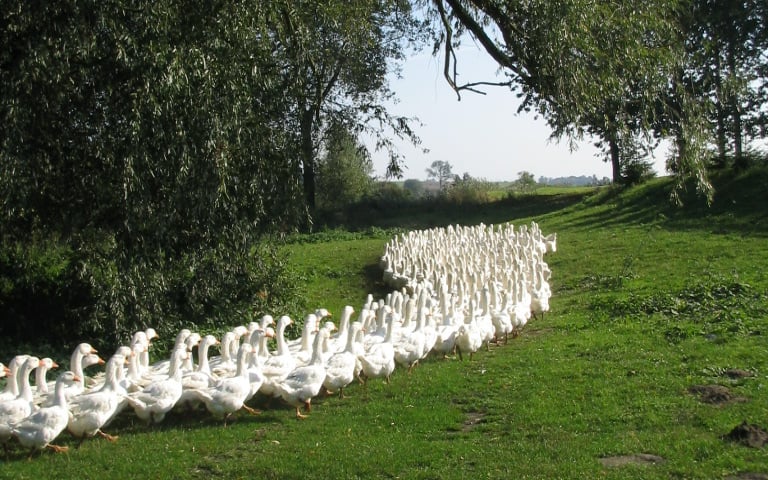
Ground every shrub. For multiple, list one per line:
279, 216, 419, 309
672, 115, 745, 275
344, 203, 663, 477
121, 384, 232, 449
0, 230, 301, 352
620, 158, 657, 186
443, 174, 493, 204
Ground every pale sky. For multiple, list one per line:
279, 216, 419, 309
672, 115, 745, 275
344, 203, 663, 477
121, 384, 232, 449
369, 46, 670, 182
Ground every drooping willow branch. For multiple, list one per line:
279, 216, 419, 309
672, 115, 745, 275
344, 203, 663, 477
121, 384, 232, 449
434, 0, 518, 100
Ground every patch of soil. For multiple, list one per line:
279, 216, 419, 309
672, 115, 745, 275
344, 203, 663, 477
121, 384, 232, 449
724, 421, 768, 449
461, 411, 485, 432
688, 384, 747, 405
725, 473, 768, 480
523, 327, 553, 338
598, 453, 665, 467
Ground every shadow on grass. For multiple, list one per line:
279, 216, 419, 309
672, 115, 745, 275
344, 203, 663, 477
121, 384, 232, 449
555, 170, 768, 236
322, 191, 592, 232
362, 262, 390, 301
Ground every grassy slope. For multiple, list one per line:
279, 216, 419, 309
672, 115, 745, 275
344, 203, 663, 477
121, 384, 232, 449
3, 169, 768, 479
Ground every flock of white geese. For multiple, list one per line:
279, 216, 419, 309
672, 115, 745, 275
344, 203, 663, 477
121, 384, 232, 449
0, 221, 555, 457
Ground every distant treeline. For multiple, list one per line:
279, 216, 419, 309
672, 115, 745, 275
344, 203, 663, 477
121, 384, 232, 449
538, 175, 611, 186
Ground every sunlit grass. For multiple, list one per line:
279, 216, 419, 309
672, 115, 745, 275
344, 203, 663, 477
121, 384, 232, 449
3, 172, 768, 479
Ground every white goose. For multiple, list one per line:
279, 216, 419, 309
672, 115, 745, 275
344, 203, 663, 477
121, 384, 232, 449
67, 354, 129, 444
433, 294, 460, 359
323, 322, 363, 398
124, 347, 188, 424
259, 315, 296, 398
131, 327, 159, 375
107, 343, 145, 394
33, 358, 58, 398
362, 305, 391, 350
181, 332, 202, 373
183, 344, 261, 425
178, 334, 221, 410
393, 305, 427, 373
359, 312, 396, 384
148, 329, 191, 376
0, 355, 30, 403
245, 329, 270, 400
0, 356, 42, 449
455, 322, 483, 361
275, 327, 330, 419
290, 313, 319, 367
12, 371, 80, 457
491, 286, 514, 344
529, 262, 551, 320
210, 331, 237, 377
288, 308, 329, 352
40, 343, 100, 405
328, 306, 355, 354
182, 334, 220, 391
475, 289, 496, 351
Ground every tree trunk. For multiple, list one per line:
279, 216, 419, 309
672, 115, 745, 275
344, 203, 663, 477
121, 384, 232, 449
727, 43, 745, 168
608, 135, 621, 184
714, 45, 727, 167
299, 109, 316, 212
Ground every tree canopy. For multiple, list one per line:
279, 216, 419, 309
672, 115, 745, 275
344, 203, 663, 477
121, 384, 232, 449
0, 0, 423, 345
425, 0, 768, 201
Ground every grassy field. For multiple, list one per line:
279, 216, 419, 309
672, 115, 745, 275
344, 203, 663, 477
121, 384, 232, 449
2, 168, 768, 479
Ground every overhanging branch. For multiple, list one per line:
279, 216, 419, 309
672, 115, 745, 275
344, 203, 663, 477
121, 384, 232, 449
434, 0, 519, 100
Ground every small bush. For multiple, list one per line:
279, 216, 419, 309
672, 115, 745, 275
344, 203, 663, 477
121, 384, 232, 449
620, 159, 657, 186
0, 229, 302, 352
442, 174, 493, 205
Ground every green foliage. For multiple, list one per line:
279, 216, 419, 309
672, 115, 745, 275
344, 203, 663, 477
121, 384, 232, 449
591, 277, 764, 344
277, 0, 426, 208
442, 172, 493, 204
0, 231, 302, 350
580, 255, 638, 290
0, 1, 308, 347
0, 235, 86, 343
682, 0, 768, 162
428, 0, 723, 197
425, 160, 454, 189
403, 178, 427, 197
5, 166, 768, 479
316, 126, 374, 211
620, 158, 657, 186
512, 170, 538, 194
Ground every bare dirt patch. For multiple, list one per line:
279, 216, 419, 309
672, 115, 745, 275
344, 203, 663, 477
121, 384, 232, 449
723, 369, 756, 379
461, 411, 485, 432
688, 384, 748, 405
598, 453, 665, 467
724, 473, 768, 480
724, 421, 768, 448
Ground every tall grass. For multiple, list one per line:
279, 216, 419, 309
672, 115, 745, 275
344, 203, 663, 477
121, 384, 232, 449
2, 171, 767, 479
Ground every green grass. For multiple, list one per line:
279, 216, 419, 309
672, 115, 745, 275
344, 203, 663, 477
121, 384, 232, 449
3, 170, 768, 479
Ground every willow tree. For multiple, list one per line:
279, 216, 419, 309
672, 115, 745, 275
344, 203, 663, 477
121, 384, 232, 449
426, 0, 712, 200
682, 0, 768, 167
271, 1, 425, 216
0, 1, 305, 344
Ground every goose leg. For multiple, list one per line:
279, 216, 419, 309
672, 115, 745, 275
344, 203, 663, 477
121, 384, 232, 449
46, 444, 69, 454
295, 407, 308, 420
407, 361, 418, 374
243, 405, 262, 416
97, 430, 119, 442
